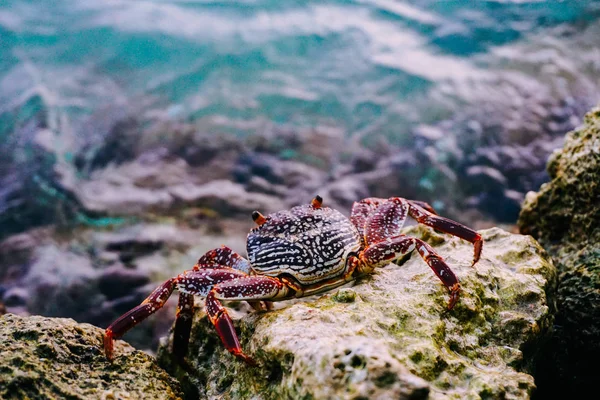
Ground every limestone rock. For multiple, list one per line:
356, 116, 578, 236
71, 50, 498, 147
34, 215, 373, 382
0, 313, 182, 400
518, 106, 600, 398
157, 226, 556, 400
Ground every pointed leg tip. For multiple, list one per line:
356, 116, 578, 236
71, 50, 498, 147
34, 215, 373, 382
447, 283, 460, 310
103, 330, 115, 361
238, 353, 258, 367
471, 238, 483, 267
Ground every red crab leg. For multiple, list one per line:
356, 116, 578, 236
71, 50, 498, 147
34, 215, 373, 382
350, 197, 383, 239
205, 276, 290, 365
361, 235, 461, 309
196, 247, 276, 311
103, 267, 247, 361
351, 197, 430, 241
408, 200, 438, 215
406, 200, 482, 266
104, 278, 176, 361
173, 293, 195, 360
196, 245, 252, 273
364, 197, 409, 244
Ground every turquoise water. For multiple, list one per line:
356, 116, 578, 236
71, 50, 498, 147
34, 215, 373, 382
2, 0, 600, 235
2, 0, 599, 141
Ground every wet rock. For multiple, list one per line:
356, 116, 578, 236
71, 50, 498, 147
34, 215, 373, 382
91, 223, 193, 264
234, 152, 326, 191
169, 180, 285, 216
75, 132, 243, 217
98, 266, 151, 300
0, 313, 182, 400
157, 226, 556, 400
246, 126, 344, 170
2, 287, 29, 308
0, 230, 44, 284
0, 122, 82, 241
77, 116, 141, 171
23, 245, 101, 318
76, 161, 176, 215
244, 176, 288, 197
320, 176, 370, 211
518, 106, 600, 399
0, 222, 202, 351
466, 165, 508, 188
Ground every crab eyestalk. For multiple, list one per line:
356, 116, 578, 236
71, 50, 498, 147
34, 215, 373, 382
252, 211, 267, 225
311, 195, 323, 209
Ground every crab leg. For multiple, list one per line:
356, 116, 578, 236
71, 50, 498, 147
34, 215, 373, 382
353, 197, 482, 266
364, 197, 409, 243
103, 267, 247, 360
351, 197, 435, 241
361, 235, 461, 309
197, 247, 274, 311
196, 245, 252, 273
205, 276, 290, 365
408, 200, 438, 215
406, 200, 482, 266
173, 293, 195, 360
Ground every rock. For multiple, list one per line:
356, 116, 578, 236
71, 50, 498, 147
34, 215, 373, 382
518, 106, 600, 399
0, 230, 44, 284
169, 180, 285, 216
98, 266, 151, 300
23, 245, 102, 319
0, 313, 182, 400
465, 165, 508, 188
234, 152, 326, 190
2, 287, 29, 307
90, 223, 194, 264
320, 176, 370, 211
157, 226, 556, 400
0, 223, 198, 351
245, 126, 344, 170
77, 163, 175, 215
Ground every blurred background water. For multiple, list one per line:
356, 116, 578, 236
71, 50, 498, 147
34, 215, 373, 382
1, 0, 600, 360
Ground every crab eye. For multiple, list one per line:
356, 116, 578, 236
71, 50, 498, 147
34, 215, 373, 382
311, 195, 323, 209
252, 211, 267, 225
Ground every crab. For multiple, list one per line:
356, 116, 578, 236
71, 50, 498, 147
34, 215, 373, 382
104, 195, 482, 365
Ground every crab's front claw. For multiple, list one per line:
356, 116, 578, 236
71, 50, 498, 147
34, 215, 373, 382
447, 283, 461, 310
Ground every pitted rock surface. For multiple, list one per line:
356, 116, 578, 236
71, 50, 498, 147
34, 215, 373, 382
157, 225, 556, 400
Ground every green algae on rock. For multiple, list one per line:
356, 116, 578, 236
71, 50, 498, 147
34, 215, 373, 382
518, 106, 600, 399
157, 226, 556, 400
0, 314, 182, 400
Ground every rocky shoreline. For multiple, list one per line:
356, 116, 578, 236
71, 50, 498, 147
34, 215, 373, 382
0, 106, 598, 399
518, 107, 600, 399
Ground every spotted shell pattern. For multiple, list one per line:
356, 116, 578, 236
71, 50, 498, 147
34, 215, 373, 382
247, 204, 362, 285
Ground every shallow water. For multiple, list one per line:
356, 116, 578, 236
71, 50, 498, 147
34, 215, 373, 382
2, 1, 599, 135
1, 0, 600, 232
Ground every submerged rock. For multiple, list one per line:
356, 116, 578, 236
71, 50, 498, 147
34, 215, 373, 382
518, 107, 600, 399
157, 226, 556, 400
0, 313, 182, 400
